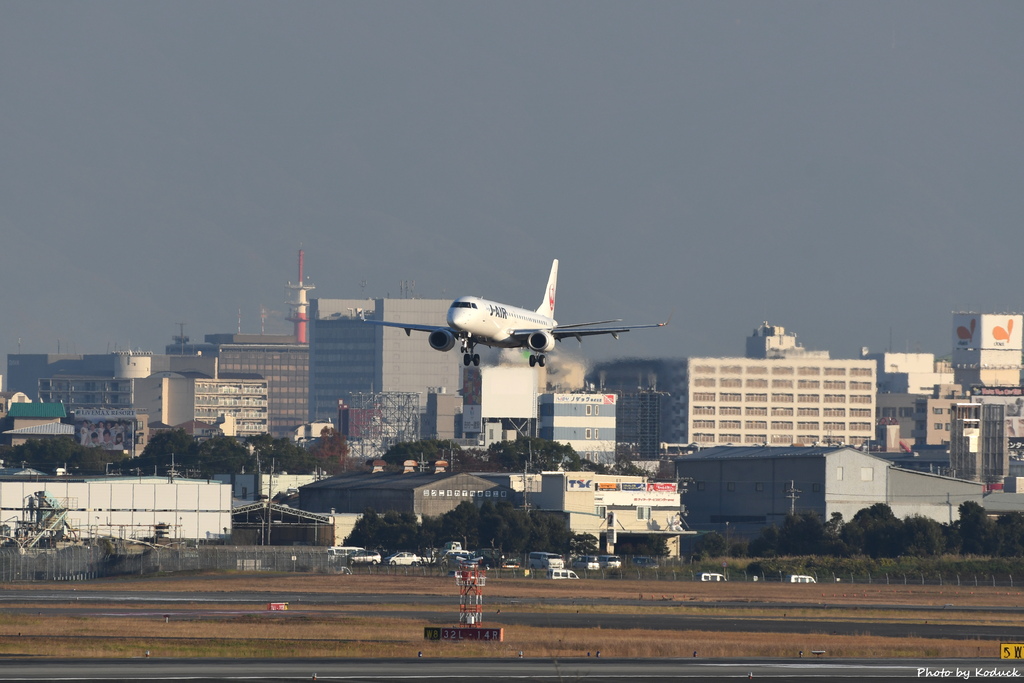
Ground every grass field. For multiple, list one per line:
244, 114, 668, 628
0, 572, 1017, 659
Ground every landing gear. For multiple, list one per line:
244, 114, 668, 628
462, 340, 480, 367
528, 354, 546, 368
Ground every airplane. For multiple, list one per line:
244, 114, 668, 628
361, 259, 667, 367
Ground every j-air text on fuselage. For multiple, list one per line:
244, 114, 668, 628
362, 259, 667, 367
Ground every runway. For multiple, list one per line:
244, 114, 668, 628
0, 656, 1014, 681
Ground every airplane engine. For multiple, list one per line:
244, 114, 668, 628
428, 328, 458, 352
527, 331, 556, 353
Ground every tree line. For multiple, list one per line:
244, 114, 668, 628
344, 499, 670, 559
695, 502, 1024, 559
0, 427, 353, 478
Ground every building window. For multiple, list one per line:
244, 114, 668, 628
772, 366, 794, 375
836, 467, 844, 481
637, 507, 651, 520
596, 506, 606, 518
812, 483, 821, 492
772, 379, 793, 388
726, 482, 736, 491
585, 428, 592, 439
586, 405, 592, 415
594, 429, 599, 439
755, 482, 764, 491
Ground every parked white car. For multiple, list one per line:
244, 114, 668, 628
571, 555, 600, 570
348, 550, 382, 565
598, 555, 622, 569
384, 551, 422, 566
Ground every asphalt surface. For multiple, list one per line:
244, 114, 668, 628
0, 656, 1017, 681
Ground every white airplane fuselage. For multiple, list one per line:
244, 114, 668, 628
447, 296, 557, 348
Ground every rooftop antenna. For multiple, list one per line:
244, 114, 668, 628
238, 307, 242, 334
173, 322, 189, 355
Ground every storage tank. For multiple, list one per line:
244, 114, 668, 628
114, 352, 152, 379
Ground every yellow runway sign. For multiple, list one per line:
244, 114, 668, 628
1000, 643, 1024, 659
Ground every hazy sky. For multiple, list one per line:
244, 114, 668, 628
2, 2, 1022, 366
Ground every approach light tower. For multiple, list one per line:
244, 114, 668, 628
286, 249, 315, 343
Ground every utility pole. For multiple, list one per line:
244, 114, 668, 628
785, 480, 801, 516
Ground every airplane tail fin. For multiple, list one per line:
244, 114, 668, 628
537, 259, 558, 318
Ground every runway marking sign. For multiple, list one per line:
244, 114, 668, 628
1001, 643, 1024, 659
424, 627, 503, 642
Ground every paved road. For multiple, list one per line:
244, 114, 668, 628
0, 656, 1016, 681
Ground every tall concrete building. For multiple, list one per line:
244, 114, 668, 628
167, 334, 309, 440
683, 356, 876, 447
862, 350, 954, 394
308, 297, 460, 423
538, 393, 617, 464
949, 401, 1007, 484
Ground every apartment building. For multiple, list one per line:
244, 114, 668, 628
683, 357, 876, 448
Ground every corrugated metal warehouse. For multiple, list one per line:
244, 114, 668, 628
298, 472, 512, 516
0, 477, 232, 543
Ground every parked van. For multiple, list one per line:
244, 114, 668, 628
787, 574, 816, 583
546, 569, 580, 580
527, 552, 564, 570
700, 572, 726, 582
597, 555, 622, 569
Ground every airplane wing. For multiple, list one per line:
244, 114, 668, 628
507, 320, 668, 342
551, 321, 668, 341
361, 319, 449, 337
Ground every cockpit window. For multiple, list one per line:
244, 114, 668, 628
452, 302, 478, 309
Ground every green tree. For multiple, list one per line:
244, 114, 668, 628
6, 437, 129, 476
901, 515, 945, 557
695, 531, 727, 558
955, 501, 997, 555
777, 512, 828, 555
135, 429, 197, 476
487, 437, 585, 472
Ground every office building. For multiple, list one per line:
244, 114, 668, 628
168, 334, 309, 440
309, 297, 459, 422
538, 393, 617, 464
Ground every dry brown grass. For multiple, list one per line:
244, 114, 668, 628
0, 612, 999, 660
0, 572, 1014, 659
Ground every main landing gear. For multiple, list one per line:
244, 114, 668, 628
528, 354, 546, 368
461, 340, 480, 367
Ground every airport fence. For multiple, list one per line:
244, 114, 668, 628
0, 546, 1020, 588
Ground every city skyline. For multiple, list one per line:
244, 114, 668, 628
2, 3, 1022, 365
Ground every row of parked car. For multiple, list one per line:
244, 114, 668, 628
569, 554, 659, 570
327, 546, 665, 571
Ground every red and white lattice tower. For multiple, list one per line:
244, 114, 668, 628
455, 562, 486, 626
286, 249, 315, 343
